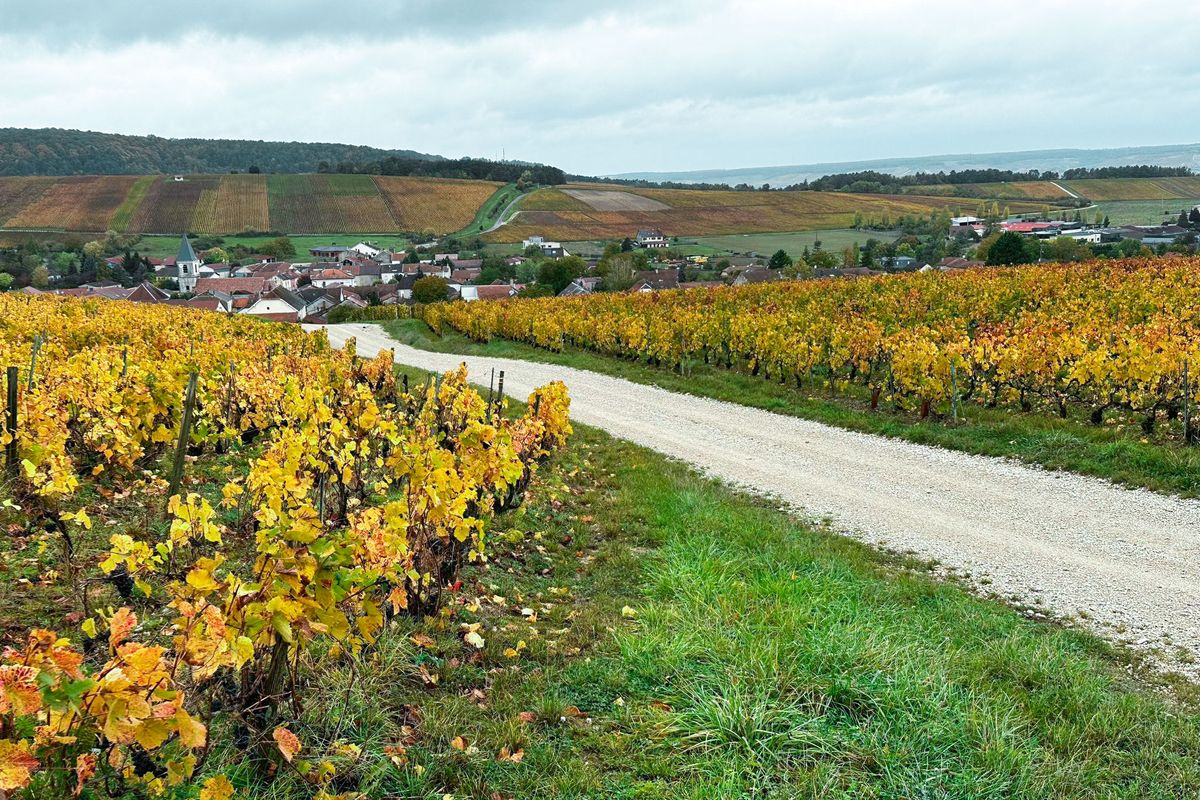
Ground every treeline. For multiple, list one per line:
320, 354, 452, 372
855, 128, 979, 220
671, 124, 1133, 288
323, 156, 565, 185
574, 165, 1196, 194
1060, 165, 1194, 180
0, 128, 438, 176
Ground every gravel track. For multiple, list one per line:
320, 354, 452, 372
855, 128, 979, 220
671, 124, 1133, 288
314, 323, 1200, 672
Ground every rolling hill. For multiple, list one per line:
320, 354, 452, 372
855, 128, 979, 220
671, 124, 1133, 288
485, 185, 1049, 243
0, 128, 439, 176
0, 173, 502, 235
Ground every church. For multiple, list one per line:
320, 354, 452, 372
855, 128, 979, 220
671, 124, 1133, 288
175, 235, 201, 292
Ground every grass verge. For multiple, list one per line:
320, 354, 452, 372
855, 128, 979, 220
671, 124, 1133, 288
381, 318, 1200, 497
237, 421, 1200, 798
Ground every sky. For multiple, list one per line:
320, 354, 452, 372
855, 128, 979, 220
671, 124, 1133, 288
3, 0, 1199, 176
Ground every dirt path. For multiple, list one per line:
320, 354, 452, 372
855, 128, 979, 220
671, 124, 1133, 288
314, 323, 1200, 673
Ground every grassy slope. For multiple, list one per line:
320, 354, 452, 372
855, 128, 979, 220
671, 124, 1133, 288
382, 319, 1200, 497
453, 182, 522, 237
251, 421, 1200, 798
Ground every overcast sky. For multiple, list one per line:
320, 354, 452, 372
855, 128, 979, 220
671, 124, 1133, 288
3, 0, 1198, 175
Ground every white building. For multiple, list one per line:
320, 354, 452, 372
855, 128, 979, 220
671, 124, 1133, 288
175, 235, 201, 293
636, 229, 668, 248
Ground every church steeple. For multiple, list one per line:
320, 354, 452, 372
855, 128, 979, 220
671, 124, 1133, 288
176, 234, 200, 293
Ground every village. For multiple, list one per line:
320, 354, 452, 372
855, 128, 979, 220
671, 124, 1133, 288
20, 206, 1200, 322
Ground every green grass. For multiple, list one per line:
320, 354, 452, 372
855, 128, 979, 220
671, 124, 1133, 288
1093, 199, 1200, 226
381, 318, 1200, 497
455, 183, 523, 238
230, 420, 1200, 798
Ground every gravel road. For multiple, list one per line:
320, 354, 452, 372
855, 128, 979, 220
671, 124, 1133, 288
315, 323, 1200, 672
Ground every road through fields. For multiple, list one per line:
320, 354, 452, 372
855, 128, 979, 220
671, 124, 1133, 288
313, 323, 1200, 674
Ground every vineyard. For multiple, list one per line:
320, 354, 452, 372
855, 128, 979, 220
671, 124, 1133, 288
0, 295, 571, 797
375, 176, 503, 234
487, 186, 1051, 243
425, 258, 1200, 439
191, 174, 271, 234
3, 176, 140, 231
0, 174, 504, 236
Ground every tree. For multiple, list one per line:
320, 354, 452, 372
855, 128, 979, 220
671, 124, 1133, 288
261, 237, 296, 259
412, 276, 449, 304
523, 244, 543, 258
30, 265, 50, 290
596, 253, 637, 291
537, 255, 585, 295
986, 231, 1034, 266
1045, 236, 1089, 263
620, 237, 635, 252
403, 250, 420, 264
203, 247, 231, 264
767, 249, 793, 269
0, 273, 12, 291
248, 165, 261, 174
517, 283, 554, 298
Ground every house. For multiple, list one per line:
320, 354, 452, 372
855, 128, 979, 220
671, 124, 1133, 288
309, 245, 350, 259
630, 270, 679, 292
937, 257, 985, 270
521, 236, 566, 258
240, 286, 310, 322
559, 276, 602, 297
732, 268, 787, 286
309, 268, 353, 289
450, 268, 482, 284
349, 242, 381, 258
880, 255, 918, 271
637, 229, 668, 249
950, 216, 982, 229
194, 277, 270, 296
125, 282, 171, 304
472, 284, 521, 301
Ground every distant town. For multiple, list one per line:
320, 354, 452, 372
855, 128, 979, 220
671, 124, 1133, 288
5, 199, 1200, 323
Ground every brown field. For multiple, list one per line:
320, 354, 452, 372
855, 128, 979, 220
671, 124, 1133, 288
4, 176, 139, 231
562, 188, 672, 211
487, 186, 1042, 242
0, 177, 55, 226
374, 176, 501, 234
191, 174, 270, 233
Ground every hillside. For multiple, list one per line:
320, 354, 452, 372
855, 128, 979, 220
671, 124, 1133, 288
0, 173, 502, 235
613, 143, 1200, 186
486, 185, 1048, 243
0, 128, 439, 176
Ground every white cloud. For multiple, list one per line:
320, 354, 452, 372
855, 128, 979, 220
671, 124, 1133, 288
2, 0, 1198, 174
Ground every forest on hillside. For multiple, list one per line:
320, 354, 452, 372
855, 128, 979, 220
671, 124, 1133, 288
0, 128, 439, 176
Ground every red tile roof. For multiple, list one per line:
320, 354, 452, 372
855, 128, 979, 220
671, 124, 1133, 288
194, 277, 268, 295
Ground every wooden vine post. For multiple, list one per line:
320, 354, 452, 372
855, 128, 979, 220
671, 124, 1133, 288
5, 366, 16, 476
166, 372, 200, 503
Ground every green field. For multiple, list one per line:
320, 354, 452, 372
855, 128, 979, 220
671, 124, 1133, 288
1093, 199, 1200, 226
